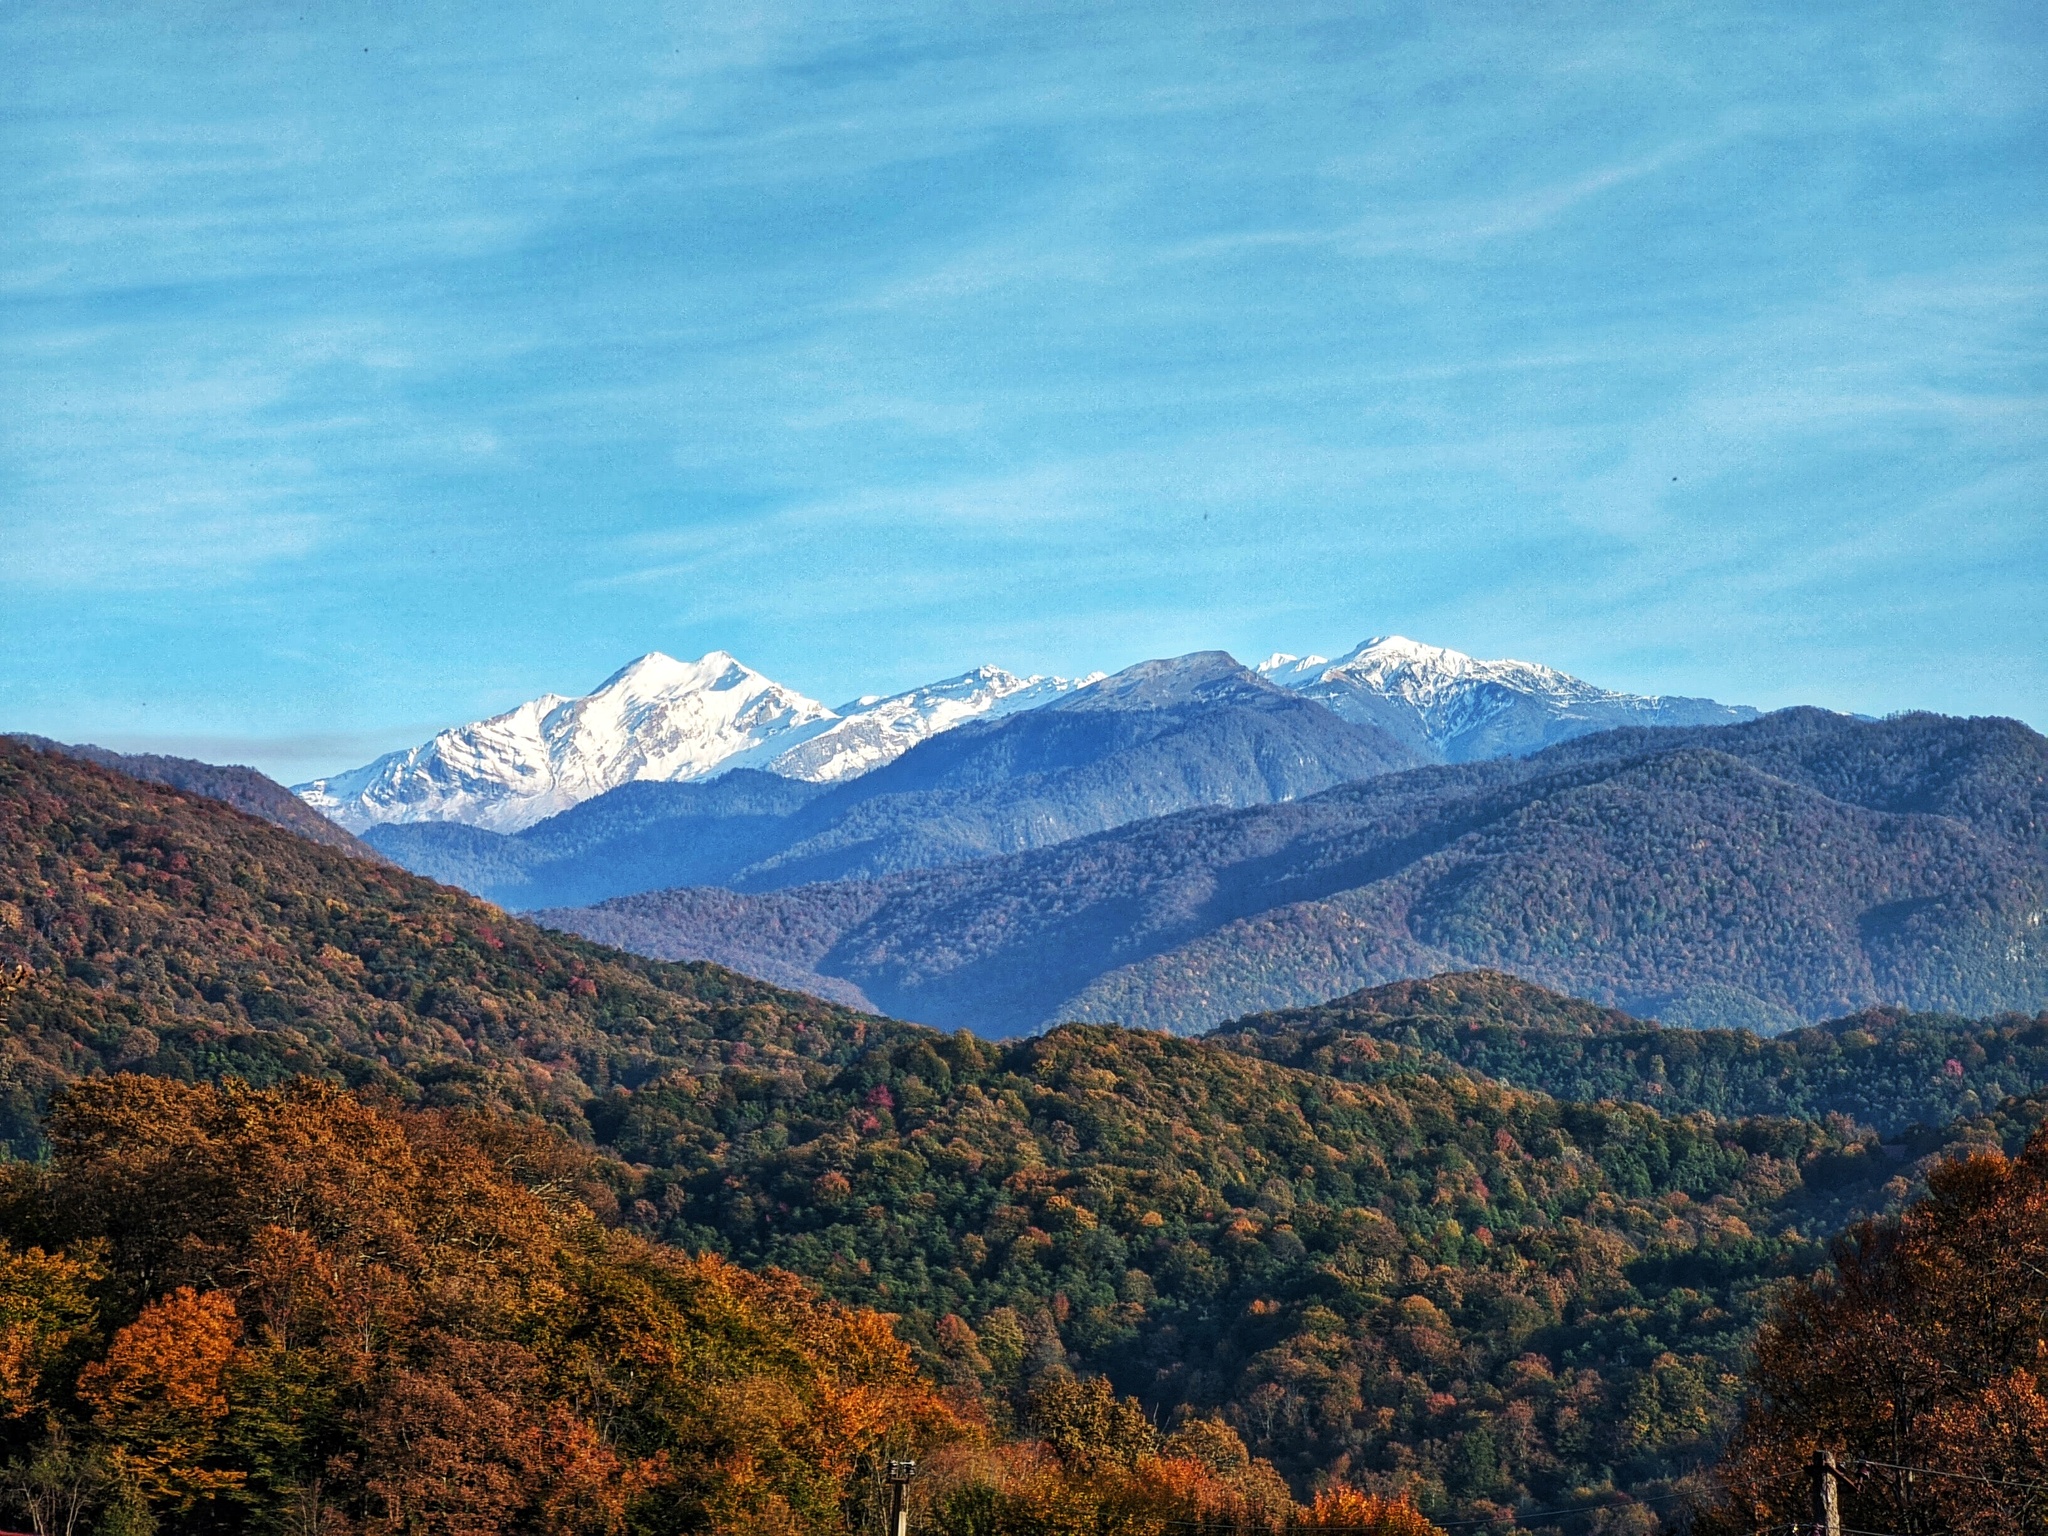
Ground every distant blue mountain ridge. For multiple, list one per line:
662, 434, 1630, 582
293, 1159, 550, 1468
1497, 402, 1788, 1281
537, 708, 2048, 1038
361, 644, 1756, 908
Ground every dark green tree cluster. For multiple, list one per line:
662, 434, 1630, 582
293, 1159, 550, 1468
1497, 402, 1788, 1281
601, 1018, 1946, 1525
1225, 970, 2048, 1136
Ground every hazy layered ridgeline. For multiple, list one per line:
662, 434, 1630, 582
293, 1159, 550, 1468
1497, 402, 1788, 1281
544, 708, 2048, 1035
306, 637, 1753, 830
367, 650, 1427, 904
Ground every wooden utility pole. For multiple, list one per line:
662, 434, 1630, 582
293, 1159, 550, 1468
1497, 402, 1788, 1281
1807, 1450, 1842, 1536
885, 1460, 917, 1536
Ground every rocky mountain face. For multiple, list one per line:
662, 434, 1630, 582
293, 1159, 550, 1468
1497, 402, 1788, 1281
540, 709, 2048, 1036
1260, 635, 1758, 762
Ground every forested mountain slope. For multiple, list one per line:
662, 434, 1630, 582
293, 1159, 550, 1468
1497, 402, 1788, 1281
1218, 971, 2048, 1136
0, 737, 899, 1154
11, 734, 380, 858
599, 1011, 2041, 1526
9, 737, 2048, 1529
370, 651, 1422, 907
0, 1074, 968, 1536
546, 709, 2048, 1035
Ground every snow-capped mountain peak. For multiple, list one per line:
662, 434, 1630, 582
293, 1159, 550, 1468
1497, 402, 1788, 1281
295, 651, 836, 833
295, 653, 1102, 831
758, 665, 1100, 783
1264, 635, 1757, 762
1314, 636, 1587, 699
294, 636, 1755, 832
1255, 652, 1329, 688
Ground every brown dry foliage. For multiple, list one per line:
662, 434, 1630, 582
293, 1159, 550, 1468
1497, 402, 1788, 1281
1703, 1124, 2048, 1535
0, 1074, 978, 1536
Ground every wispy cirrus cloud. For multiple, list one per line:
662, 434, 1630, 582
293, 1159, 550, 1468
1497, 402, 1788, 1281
2, 0, 2043, 776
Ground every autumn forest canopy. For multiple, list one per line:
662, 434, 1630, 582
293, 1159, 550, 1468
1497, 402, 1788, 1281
0, 739, 2043, 1533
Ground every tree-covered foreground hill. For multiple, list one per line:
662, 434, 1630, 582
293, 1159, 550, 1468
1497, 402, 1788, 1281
7, 739, 2048, 1531
0, 1072, 1448, 1536
0, 1074, 966, 1535
1221, 970, 2048, 1137
0, 737, 895, 1156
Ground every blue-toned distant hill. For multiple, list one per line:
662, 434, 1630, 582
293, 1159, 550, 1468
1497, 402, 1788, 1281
368, 651, 1423, 904
542, 708, 2048, 1036
363, 769, 828, 908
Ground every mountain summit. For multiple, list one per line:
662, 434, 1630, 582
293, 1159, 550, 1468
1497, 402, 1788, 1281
296, 652, 835, 832
297, 653, 1094, 832
1260, 635, 1758, 761
759, 665, 1098, 783
298, 637, 1756, 833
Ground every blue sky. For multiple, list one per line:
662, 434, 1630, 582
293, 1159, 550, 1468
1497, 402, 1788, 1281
3, 0, 2043, 783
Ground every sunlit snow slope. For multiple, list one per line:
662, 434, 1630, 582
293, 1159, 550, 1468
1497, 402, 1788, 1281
1260, 636, 1758, 762
297, 653, 1093, 831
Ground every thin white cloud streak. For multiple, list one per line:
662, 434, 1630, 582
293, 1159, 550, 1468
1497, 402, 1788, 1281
2, 0, 2043, 739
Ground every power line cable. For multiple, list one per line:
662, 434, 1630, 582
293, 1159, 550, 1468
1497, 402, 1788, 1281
1852, 1455, 2048, 1494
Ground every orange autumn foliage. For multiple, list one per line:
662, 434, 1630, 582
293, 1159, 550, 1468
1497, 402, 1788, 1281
0, 1075, 979, 1536
914, 1402, 1443, 1536
77, 1286, 246, 1504
1297, 1485, 1446, 1535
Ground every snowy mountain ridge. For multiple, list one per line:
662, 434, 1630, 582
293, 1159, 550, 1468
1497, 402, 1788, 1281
1260, 635, 1758, 762
755, 665, 1102, 783
296, 652, 836, 833
296, 653, 1095, 833
1259, 635, 1621, 717
297, 636, 1757, 832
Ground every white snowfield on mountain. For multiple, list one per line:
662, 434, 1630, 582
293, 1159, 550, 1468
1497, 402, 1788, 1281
296, 637, 1752, 831
1261, 635, 1626, 702
1257, 635, 1755, 761
294, 653, 1095, 833
755, 665, 1100, 784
